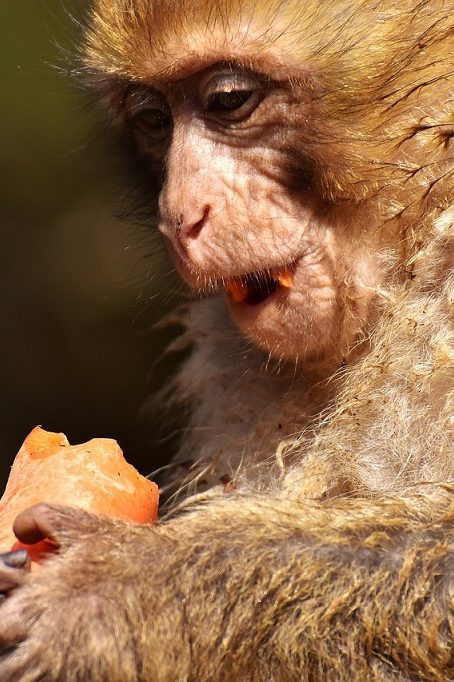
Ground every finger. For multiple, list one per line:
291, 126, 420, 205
13, 504, 57, 545
12, 503, 108, 550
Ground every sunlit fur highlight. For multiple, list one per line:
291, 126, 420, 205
1, 2, 454, 680
81, 0, 454, 500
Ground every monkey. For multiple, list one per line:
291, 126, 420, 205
0, 0, 454, 679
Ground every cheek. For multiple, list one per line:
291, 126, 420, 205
161, 139, 383, 364
228, 227, 383, 363
210, 177, 301, 268
167, 149, 312, 278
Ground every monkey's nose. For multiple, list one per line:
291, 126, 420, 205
159, 205, 210, 250
174, 205, 210, 243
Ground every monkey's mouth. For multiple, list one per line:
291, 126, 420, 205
224, 267, 294, 306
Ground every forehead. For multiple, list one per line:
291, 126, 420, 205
85, 0, 360, 84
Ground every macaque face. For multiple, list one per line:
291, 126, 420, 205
88, 0, 450, 365
119, 66, 381, 363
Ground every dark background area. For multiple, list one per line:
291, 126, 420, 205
0, 1, 181, 487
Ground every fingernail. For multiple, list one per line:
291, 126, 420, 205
0, 549, 30, 570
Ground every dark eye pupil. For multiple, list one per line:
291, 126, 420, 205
209, 90, 253, 112
138, 110, 169, 130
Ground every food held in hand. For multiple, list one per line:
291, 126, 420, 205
0, 427, 159, 563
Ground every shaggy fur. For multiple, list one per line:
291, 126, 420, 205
0, 1, 454, 680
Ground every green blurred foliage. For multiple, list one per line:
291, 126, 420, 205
0, 1, 181, 486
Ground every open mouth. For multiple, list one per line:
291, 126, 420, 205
225, 266, 295, 306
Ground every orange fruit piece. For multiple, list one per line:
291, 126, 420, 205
0, 427, 159, 563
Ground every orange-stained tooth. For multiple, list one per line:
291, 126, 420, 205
226, 281, 248, 303
277, 271, 294, 288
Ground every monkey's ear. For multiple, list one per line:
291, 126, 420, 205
13, 504, 100, 549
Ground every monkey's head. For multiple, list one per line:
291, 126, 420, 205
85, 0, 454, 365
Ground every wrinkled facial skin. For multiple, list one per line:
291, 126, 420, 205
86, 0, 454, 367
119, 68, 383, 364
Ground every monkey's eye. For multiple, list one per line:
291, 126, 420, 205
126, 90, 172, 147
203, 72, 262, 122
130, 108, 171, 144
208, 90, 254, 112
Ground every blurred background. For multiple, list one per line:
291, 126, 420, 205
0, 1, 182, 487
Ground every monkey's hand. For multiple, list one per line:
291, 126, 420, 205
0, 503, 160, 680
1, 490, 454, 681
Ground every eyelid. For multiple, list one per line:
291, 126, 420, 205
126, 88, 169, 115
201, 70, 261, 100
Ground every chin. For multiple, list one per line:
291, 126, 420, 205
227, 292, 340, 365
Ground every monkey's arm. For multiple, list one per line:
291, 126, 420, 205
0, 490, 453, 681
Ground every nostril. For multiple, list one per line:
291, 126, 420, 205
188, 205, 210, 240
178, 205, 210, 241
175, 214, 184, 231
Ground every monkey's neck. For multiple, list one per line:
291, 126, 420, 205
160, 298, 343, 501
162, 233, 454, 504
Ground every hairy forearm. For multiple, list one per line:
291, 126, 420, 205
1, 489, 454, 681
145, 487, 454, 681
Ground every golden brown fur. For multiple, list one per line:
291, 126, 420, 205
0, 1, 454, 680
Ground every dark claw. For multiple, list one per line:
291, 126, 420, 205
0, 550, 30, 571
0, 549, 31, 594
